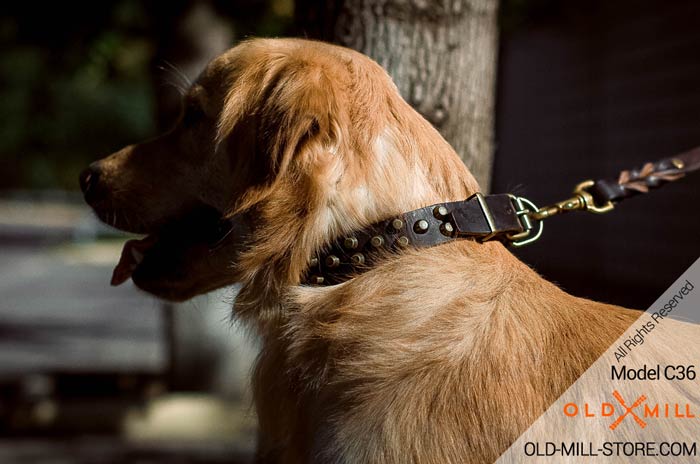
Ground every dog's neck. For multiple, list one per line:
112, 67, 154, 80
235, 235, 535, 338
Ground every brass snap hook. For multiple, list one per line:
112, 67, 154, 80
506, 180, 615, 247
573, 180, 615, 214
528, 180, 614, 222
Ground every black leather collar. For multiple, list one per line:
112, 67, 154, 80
303, 193, 532, 286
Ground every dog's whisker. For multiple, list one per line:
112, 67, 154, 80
160, 60, 193, 92
156, 74, 188, 97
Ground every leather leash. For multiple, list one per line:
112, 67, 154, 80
530, 146, 700, 223
207, 146, 700, 286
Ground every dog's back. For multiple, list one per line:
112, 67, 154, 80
251, 240, 639, 463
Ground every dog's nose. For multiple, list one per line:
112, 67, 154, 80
79, 164, 102, 204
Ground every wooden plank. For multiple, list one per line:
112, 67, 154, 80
0, 242, 166, 376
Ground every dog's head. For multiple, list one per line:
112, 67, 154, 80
81, 38, 479, 303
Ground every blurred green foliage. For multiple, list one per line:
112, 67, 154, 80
0, 0, 293, 191
0, 2, 156, 190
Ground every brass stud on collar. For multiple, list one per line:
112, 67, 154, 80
310, 275, 325, 285
370, 235, 385, 247
343, 237, 358, 249
672, 158, 685, 169
433, 205, 449, 219
325, 255, 340, 268
351, 253, 365, 265
309, 257, 319, 267
414, 219, 429, 233
391, 218, 404, 230
396, 236, 410, 247
440, 222, 454, 236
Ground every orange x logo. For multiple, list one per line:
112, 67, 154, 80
609, 390, 647, 430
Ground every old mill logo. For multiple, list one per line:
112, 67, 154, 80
563, 391, 697, 430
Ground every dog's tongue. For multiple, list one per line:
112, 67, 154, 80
111, 235, 158, 286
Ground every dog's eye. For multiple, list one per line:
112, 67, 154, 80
182, 101, 205, 127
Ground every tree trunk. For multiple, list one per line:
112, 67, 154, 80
296, 0, 499, 191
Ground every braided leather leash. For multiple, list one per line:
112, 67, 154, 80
529, 146, 700, 224
588, 147, 700, 206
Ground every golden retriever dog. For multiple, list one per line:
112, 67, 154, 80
80, 38, 643, 463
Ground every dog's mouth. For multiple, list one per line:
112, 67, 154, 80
111, 234, 160, 286
107, 206, 246, 300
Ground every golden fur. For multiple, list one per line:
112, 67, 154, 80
85, 38, 640, 463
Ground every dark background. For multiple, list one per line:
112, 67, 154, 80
495, 0, 700, 309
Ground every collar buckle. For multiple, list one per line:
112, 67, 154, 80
472, 192, 499, 242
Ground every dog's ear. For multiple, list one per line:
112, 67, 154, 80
217, 61, 343, 212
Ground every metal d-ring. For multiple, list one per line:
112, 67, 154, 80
507, 196, 544, 247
